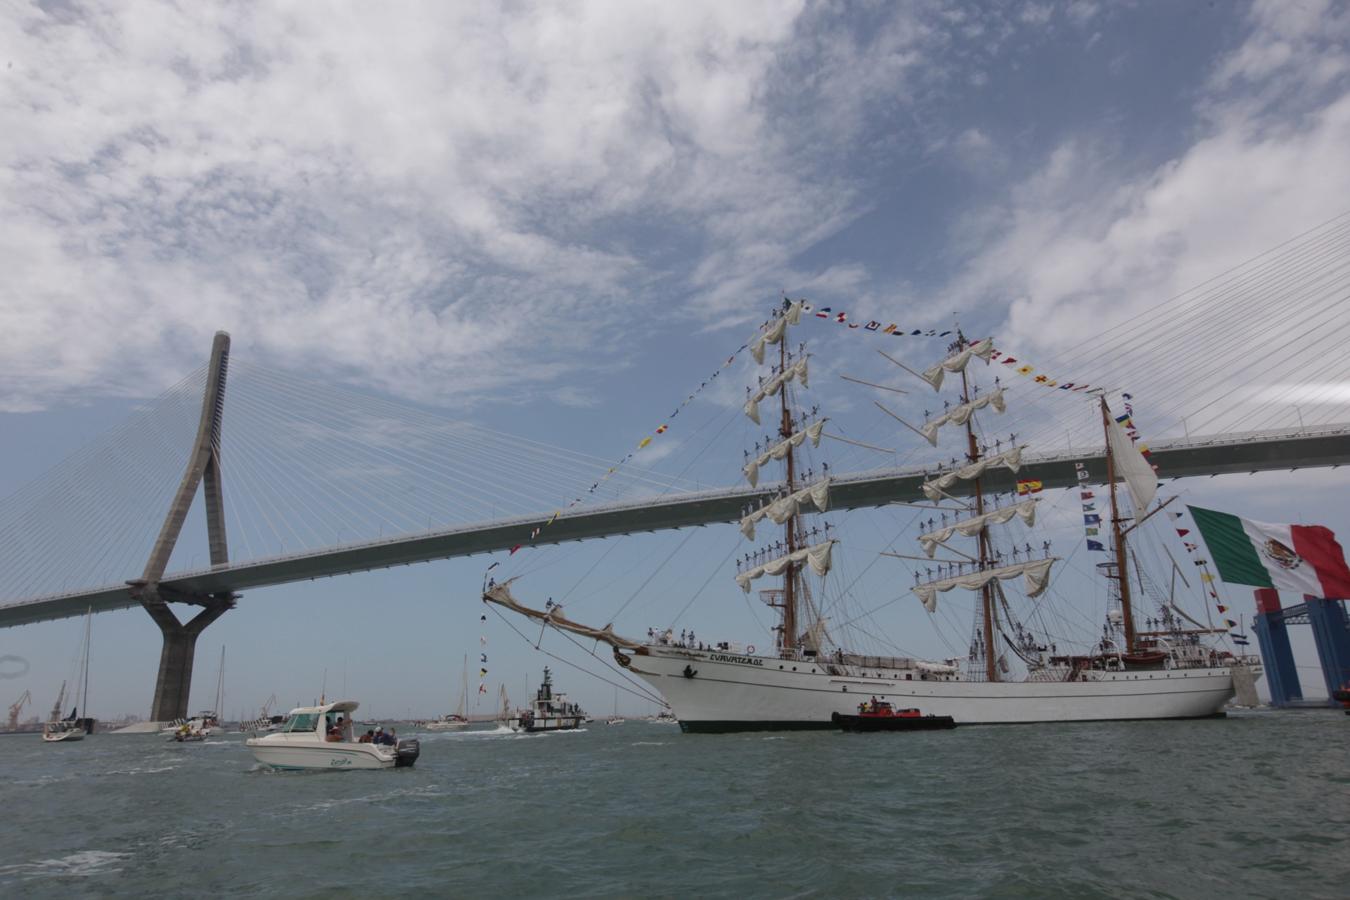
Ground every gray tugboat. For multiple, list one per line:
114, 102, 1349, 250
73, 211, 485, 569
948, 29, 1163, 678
509, 668, 587, 732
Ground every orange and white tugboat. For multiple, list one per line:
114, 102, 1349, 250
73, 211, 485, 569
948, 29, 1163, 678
831, 699, 955, 732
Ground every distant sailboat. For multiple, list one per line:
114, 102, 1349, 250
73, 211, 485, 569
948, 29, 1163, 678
426, 655, 471, 730
606, 687, 625, 726
43, 609, 91, 743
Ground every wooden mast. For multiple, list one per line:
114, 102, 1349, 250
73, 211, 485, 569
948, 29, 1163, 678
1101, 397, 1137, 652
779, 330, 798, 656
958, 335, 997, 683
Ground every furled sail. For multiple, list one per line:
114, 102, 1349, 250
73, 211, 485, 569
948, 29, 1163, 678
1106, 415, 1157, 512
740, 477, 831, 540
744, 356, 810, 425
921, 446, 1024, 501
911, 557, 1056, 612
736, 539, 836, 594
749, 300, 805, 364
919, 387, 1006, 445
483, 580, 643, 649
920, 337, 994, 391
917, 498, 1038, 558
743, 419, 827, 487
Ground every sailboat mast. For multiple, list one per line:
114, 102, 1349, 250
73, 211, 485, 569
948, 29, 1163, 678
215, 646, 226, 716
779, 333, 798, 656
1101, 397, 1137, 651
80, 609, 91, 718
959, 345, 997, 682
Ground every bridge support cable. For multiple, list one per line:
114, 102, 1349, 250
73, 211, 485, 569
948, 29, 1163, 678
992, 213, 1350, 451
131, 331, 237, 722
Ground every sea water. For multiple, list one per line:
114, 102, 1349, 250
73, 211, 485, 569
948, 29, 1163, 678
1, 712, 1346, 898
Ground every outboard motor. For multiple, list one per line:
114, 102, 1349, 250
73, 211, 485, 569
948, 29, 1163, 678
394, 737, 421, 768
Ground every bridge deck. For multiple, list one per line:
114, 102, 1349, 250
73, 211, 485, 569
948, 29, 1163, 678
1, 425, 1346, 628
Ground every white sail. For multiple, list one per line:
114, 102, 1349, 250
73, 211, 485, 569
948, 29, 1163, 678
739, 477, 831, 540
1106, 416, 1158, 512
917, 498, 1038, 558
735, 539, 836, 594
920, 337, 994, 391
921, 445, 1024, 501
744, 356, 809, 425
919, 387, 1006, 446
748, 302, 804, 364
742, 419, 827, 487
912, 557, 1056, 612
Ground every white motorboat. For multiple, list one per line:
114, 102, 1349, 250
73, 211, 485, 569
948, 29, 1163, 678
246, 700, 420, 770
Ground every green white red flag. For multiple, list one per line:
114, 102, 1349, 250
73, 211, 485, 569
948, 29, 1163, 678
1187, 506, 1350, 598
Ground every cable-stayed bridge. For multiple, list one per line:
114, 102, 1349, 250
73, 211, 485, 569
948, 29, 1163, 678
4, 214, 1350, 719
2, 422, 1346, 631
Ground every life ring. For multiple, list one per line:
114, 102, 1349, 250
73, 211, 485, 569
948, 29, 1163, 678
746, 645, 755, 654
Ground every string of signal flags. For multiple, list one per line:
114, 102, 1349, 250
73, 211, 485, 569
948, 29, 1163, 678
490, 296, 1115, 561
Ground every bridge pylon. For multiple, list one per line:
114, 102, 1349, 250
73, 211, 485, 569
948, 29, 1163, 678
128, 331, 237, 722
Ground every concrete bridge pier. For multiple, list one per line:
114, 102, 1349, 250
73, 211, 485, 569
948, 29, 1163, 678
134, 330, 234, 722
134, 585, 235, 721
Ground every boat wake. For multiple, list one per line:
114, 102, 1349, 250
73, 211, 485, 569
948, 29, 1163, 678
0, 850, 129, 879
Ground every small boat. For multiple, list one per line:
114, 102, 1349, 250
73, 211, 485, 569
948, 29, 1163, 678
508, 668, 586, 732
647, 707, 678, 725
1333, 684, 1350, 716
161, 711, 223, 739
171, 725, 206, 743
246, 700, 420, 770
831, 700, 956, 732
42, 717, 85, 743
606, 687, 625, 725
425, 656, 472, 731
43, 611, 93, 743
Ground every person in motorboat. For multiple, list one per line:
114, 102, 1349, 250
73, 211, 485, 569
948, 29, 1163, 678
247, 700, 421, 770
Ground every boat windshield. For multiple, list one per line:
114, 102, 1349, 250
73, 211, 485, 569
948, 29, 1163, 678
283, 712, 320, 733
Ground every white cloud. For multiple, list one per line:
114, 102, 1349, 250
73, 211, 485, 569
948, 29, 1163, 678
6, 0, 911, 411
938, 2, 1350, 439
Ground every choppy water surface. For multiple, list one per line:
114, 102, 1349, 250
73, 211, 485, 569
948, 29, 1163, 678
2, 712, 1347, 898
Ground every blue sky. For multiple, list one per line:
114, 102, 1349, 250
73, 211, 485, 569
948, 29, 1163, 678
2, 0, 1349, 720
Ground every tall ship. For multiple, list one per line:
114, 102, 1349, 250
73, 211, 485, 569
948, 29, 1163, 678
485, 301, 1261, 731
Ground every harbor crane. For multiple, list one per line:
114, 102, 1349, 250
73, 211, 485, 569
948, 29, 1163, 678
8, 689, 31, 730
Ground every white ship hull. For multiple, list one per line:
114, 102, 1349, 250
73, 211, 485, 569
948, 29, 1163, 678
42, 725, 85, 742
624, 647, 1251, 731
246, 739, 398, 770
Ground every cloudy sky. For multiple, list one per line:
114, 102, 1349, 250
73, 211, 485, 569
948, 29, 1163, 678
2, 0, 1348, 718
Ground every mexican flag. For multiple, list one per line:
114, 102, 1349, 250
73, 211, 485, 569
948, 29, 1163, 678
1187, 506, 1350, 598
